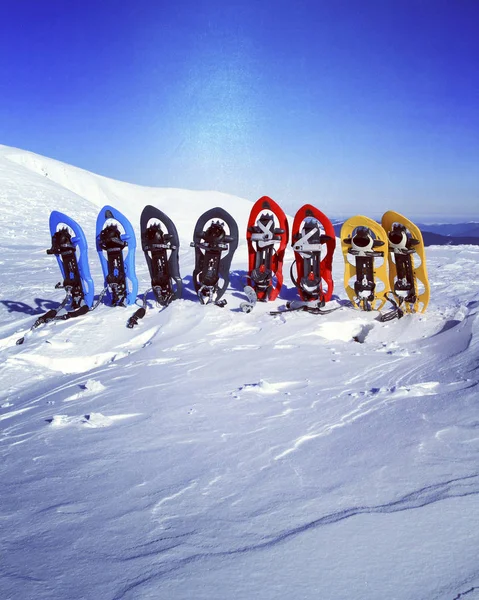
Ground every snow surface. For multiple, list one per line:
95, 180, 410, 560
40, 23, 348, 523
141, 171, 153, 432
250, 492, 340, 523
1, 145, 479, 600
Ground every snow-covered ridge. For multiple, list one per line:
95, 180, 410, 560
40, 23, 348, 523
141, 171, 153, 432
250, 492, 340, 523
0, 144, 254, 236
1, 145, 479, 600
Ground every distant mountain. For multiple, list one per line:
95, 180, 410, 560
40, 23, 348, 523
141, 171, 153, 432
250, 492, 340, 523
416, 222, 479, 237
332, 222, 479, 246
421, 231, 479, 246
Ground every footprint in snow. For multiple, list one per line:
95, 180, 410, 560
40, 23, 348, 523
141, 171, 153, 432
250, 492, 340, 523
63, 378, 106, 402
304, 320, 375, 343
236, 379, 307, 396
45, 412, 141, 428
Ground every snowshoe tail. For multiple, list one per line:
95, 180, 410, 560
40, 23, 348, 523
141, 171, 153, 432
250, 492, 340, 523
47, 211, 94, 309
340, 216, 389, 311
96, 205, 138, 306
191, 207, 239, 304
381, 211, 430, 314
246, 196, 289, 301
140, 205, 182, 306
290, 204, 335, 302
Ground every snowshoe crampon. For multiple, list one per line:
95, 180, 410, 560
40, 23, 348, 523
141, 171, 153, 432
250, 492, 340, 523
341, 216, 389, 311
96, 205, 138, 307
246, 196, 289, 301
290, 204, 335, 303
47, 211, 94, 309
191, 207, 239, 305
381, 210, 430, 313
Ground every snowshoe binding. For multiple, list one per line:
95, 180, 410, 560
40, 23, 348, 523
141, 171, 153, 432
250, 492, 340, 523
246, 196, 289, 301
341, 216, 389, 311
290, 204, 335, 305
381, 210, 430, 315
96, 205, 138, 307
191, 207, 239, 305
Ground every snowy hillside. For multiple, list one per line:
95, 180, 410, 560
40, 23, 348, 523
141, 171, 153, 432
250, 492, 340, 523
1, 146, 479, 600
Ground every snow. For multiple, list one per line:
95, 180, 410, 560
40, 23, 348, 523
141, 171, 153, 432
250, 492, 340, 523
1, 145, 479, 600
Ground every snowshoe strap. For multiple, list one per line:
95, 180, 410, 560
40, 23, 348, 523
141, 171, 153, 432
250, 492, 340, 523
88, 287, 108, 311
388, 224, 419, 255
127, 306, 146, 328
56, 304, 90, 321
197, 284, 216, 304
16, 289, 89, 345
270, 299, 340, 316
127, 288, 156, 328
292, 225, 327, 254
32, 291, 71, 329
378, 293, 405, 322
249, 214, 284, 248
344, 227, 384, 258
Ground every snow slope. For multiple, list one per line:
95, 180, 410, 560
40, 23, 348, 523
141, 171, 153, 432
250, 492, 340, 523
1, 145, 479, 600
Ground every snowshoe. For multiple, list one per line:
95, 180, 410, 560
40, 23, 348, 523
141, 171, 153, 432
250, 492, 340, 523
17, 212, 94, 344
290, 204, 335, 303
341, 216, 389, 311
96, 205, 138, 307
47, 211, 94, 309
246, 196, 289, 301
381, 210, 430, 313
127, 206, 182, 328
140, 205, 182, 305
191, 207, 238, 305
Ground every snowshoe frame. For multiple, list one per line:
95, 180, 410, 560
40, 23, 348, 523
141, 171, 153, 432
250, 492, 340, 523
140, 205, 182, 306
47, 211, 94, 309
291, 204, 335, 302
341, 215, 389, 311
191, 207, 239, 304
246, 196, 289, 301
96, 205, 138, 306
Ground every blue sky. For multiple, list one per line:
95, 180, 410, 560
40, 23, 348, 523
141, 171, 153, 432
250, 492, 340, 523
1, 0, 478, 218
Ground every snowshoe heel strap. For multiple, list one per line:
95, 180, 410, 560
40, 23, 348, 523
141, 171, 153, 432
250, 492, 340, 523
58, 305, 90, 320
127, 307, 146, 328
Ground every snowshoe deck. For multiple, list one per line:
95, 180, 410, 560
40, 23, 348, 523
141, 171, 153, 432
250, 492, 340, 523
341, 216, 389, 311
246, 196, 289, 301
96, 205, 138, 306
191, 207, 238, 304
140, 205, 182, 306
291, 204, 335, 303
381, 210, 430, 313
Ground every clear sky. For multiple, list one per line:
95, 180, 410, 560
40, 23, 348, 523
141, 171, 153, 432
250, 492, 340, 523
1, 0, 478, 218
